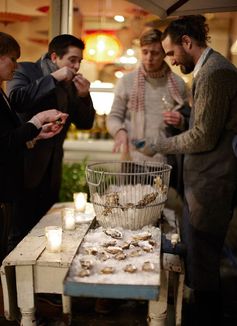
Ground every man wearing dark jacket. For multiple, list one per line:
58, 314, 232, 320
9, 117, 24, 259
7, 34, 95, 247
0, 32, 68, 263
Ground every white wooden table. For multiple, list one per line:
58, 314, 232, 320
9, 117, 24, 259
1, 205, 184, 326
0, 202, 91, 326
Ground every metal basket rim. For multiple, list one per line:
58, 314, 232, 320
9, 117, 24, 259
86, 160, 172, 176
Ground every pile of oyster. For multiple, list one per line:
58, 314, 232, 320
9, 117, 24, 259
69, 225, 161, 284
91, 180, 167, 229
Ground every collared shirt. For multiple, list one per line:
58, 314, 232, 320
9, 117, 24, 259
193, 47, 212, 77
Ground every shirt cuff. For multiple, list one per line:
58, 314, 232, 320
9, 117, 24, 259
28, 116, 42, 129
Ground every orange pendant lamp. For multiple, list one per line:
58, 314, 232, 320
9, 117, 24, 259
84, 32, 122, 63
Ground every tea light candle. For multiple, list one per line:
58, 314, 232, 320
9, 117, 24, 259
73, 192, 87, 212
45, 226, 62, 253
62, 208, 75, 230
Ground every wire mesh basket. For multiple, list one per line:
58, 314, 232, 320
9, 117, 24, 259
86, 161, 172, 230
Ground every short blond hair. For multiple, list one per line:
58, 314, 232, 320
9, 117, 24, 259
139, 29, 162, 47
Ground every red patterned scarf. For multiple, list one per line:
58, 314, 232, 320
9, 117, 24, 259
128, 62, 184, 140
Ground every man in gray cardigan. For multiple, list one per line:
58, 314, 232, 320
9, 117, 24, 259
135, 15, 237, 325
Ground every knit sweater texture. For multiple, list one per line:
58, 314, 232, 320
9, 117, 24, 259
107, 69, 188, 162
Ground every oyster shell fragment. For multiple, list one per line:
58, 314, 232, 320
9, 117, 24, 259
124, 264, 137, 273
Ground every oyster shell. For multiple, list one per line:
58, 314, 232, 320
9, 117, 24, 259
100, 266, 115, 274
132, 231, 152, 241
136, 192, 158, 208
80, 259, 93, 269
122, 202, 135, 210
148, 239, 156, 246
85, 247, 98, 255
138, 241, 154, 252
105, 192, 119, 206
121, 241, 131, 250
106, 246, 123, 254
98, 251, 110, 261
129, 249, 143, 257
102, 207, 113, 216
78, 269, 90, 277
124, 264, 137, 273
114, 252, 126, 260
154, 176, 163, 189
102, 240, 117, 247
142, 261, 155, 272
104, 228, 123, 239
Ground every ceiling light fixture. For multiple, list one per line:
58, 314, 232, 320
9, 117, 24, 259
84, 32, 122, 63
114, 15, 125, 23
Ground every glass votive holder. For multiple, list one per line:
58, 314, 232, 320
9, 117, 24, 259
45, 226, 62, 253
62, 207, 76, 230
73, 192, 87, 212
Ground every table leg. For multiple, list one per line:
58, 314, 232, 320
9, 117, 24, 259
62, 295, 71, 325
173, 272, 185, 326
148, 270, 169, 326
15, 265, 36, 326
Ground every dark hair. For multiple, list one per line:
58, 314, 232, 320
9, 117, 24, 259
140, 28, 162, 47
161, 15, 210, 47
0, 32, 20, 57
48, 34, 85, 57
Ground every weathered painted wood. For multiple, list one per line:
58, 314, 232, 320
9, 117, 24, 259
0, 202, 92, 324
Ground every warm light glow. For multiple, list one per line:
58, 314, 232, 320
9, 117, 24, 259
231, 40, 237, 55
127, 48, 135, 56
90, 91, 114, 115
84, 33, 122, 63
115, 71, 124, 79
119, 56, 138, 64
114, 15, 125, 22
45, 226, 62, 253
74, 192, 87, 212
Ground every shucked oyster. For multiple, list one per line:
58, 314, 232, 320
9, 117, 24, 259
132, 231, 152, 241
129, 249, 143, 257
138, 241, 154, 253
102, 240, 117, 247
106, 246, 123, 254
124, 264, 137, 273
80, 259, 94, 269
78, 269, 90, 277
114, 252, 126, 260
142, 261, 155, 272
100, 266, 115, 274
104, 228, 123, 239
98, 251, 110, 261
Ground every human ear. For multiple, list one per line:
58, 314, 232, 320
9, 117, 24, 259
181, 35, 192, 49
50, 52, 57, 63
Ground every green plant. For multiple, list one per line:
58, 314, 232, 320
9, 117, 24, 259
59, 159, 89, 202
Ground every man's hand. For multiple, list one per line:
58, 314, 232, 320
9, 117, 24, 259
132, 138, 157, 157
72, 73, 90, 97
163, 111, 182, 127
113, 129, 129, 154
36, 122, 64, 140
51, 66, 76, 82
36, 109, 68, 126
